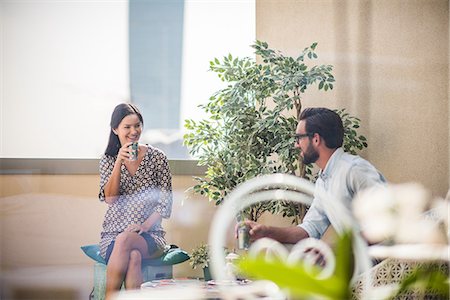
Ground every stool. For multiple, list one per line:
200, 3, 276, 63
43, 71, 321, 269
81, 244, 190, 300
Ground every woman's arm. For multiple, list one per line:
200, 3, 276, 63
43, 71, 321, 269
104, 142, 132, 204
137, 212, 162, 234
103, 160, 122, 204
153, 151, 173, 218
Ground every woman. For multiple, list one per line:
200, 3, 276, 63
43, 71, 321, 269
98, 103, 172, 299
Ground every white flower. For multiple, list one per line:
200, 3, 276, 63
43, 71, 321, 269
353, 185, 396, 243
353, 183, 447, 245
422, 198, 449, 244
393, 183, 430, 243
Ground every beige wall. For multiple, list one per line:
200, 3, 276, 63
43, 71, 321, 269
257, 0, 449, 197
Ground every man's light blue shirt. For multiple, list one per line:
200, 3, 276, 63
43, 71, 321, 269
298, 148, 386, 239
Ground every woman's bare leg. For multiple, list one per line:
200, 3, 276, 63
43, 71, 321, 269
124, 249, 143, 289
105, 232, 149, 300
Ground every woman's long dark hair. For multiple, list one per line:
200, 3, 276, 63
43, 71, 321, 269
105, 103, 144, 156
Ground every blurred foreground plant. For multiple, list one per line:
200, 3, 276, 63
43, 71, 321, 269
352, 183, 449, 299
237, 229, 449, 299
237, 231, 353, 299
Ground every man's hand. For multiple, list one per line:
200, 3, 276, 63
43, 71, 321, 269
245, 220, 269, 241
234, 220, 269, 242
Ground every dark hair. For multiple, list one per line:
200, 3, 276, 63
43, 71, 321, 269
299, 107, 344, 149
105, 103, 144, 156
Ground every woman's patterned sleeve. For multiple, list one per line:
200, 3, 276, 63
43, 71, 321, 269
98, 154, 114, 202
154, 150, 173, 218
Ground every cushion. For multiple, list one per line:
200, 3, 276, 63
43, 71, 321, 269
143, 246, 190, 266
81, 244, 106, 264
81, 244, 189, 266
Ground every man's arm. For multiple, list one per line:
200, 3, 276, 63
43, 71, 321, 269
244, 220, 310, 244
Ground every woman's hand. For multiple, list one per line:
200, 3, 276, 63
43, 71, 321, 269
125, 223, 148, 234
116, 142, 133, 163
104, 142, 137, 204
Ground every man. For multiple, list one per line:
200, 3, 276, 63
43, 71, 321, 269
244, 107, 386, 244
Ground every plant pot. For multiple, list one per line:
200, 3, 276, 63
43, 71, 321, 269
203, 266, 212, 281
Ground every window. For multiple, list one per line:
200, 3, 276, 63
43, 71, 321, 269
132, 0, 255, 159
0, 0, 255, 159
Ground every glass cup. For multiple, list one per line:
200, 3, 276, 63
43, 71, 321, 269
129, 142, 138, 161
237, 222, 250, 250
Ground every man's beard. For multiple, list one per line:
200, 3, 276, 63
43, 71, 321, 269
302, 143, 319, 165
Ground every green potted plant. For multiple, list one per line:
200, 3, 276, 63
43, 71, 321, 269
184, 41, 367, 223
190, 244, 211, 281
